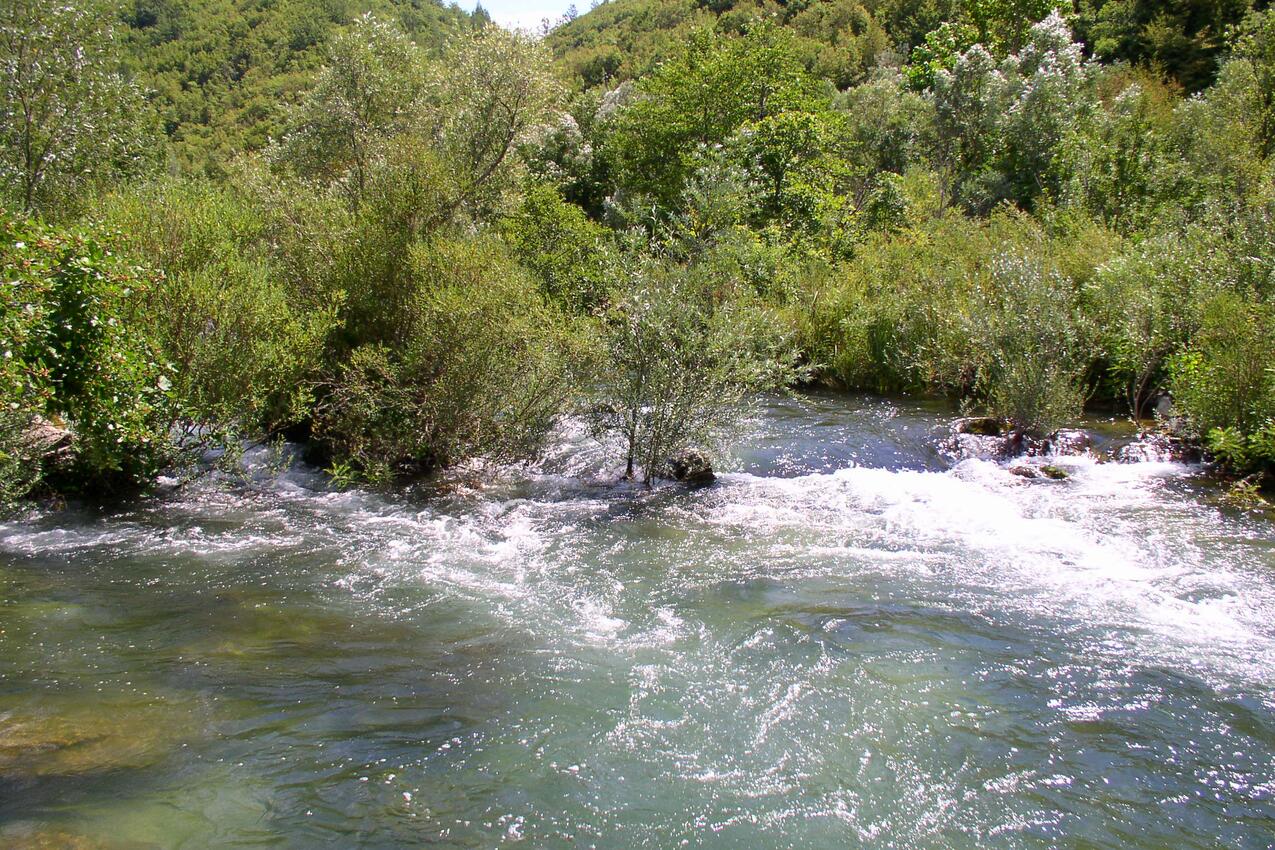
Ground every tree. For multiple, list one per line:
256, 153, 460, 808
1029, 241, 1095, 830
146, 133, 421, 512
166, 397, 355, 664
587, 253, 800, 484
432, 25, 562, 221
1075, 0, 1258, 93
1212, 8, 1275, 158
278, 18, 559, 222
603, 22, 825, 209
277, 14, 427, 207
0, 0, 159, 214
929, 12, 1095, 211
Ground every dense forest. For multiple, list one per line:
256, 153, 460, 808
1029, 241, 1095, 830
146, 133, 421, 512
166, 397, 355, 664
1, 0, 1273, 506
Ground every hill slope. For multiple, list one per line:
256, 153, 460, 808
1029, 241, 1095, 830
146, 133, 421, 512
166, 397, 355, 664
545, 0, 897, 89
546, 0, 1269, 92
120, 0, 476, 174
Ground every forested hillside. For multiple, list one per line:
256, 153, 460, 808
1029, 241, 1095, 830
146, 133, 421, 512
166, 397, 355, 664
119, 0, 477, 174
1, 0, 1273, 507
548, 0, 1268, 92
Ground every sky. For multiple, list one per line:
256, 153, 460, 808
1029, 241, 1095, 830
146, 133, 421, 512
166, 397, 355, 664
469, 0, 576, 30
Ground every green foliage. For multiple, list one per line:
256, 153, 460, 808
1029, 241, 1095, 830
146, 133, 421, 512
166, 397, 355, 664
548, 0, 890, 90
1059, 71, 1190, 232
315, 236, 580, 482
974, 251, 1091, 433
276, 16, 560, 222
0, 0, 161, 215
0, 212, 173, 500
602, 22, 827, 208
3, 0, 1274, 506
1169, 294, 1274, 438
960, 0, 1063, 54
120, 0, 474, 175
794, 208, 1115, 431
93, 176, 341, 445
904, 21, 977, 90
277, 14, 427, 203
586, 250, 801, 484
503, 184, 612, 311
1074, 0, 1259, 92
1204, 8, 1275, 160
929, 13, 1096, 212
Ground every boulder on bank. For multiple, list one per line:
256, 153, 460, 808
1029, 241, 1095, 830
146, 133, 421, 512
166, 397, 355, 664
22, 416, 73, 464
667, 451, 715, 485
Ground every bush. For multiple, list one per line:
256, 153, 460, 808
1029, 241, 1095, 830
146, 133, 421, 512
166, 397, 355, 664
1169, 294, 1274, 456
315, 235, 581, 482
502, 184, 612, 312
0, 213, 173, 501
93, 178, 341, 446
976, 253, 1090, 433
587, 252, 801, 484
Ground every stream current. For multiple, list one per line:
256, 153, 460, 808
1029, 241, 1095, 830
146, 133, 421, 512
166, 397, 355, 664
1, 394, 1273, 848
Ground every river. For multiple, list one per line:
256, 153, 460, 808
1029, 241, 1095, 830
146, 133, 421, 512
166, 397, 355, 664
2, 393, 1273, 848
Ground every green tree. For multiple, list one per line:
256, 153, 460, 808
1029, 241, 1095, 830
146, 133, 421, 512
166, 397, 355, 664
0, 0, 159, 214
603, 22, 825, 208
432, 25, 563, 221
277, 14, 427, 206
587, 252, 800, 484
1076, 0, 1257, 92
278, 18, 559, 222
1210, 8, 1275, 158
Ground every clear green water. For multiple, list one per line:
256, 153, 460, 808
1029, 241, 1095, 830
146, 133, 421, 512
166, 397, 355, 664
2, 395, 1274, 848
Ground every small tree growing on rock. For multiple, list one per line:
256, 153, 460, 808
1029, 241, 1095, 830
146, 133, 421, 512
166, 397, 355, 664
586, 253, 800, 485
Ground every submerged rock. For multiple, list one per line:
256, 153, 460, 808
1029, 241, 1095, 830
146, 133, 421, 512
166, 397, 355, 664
0, 699, 199, 779
1044, 429, 1093, 457
667, 451, 715, 485
1008, 465, 1038, 479
0, 825, 107, 850
1116, 431, 1202, 464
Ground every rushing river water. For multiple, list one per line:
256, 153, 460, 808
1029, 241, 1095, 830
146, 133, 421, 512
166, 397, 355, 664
2, 394, 1274, 848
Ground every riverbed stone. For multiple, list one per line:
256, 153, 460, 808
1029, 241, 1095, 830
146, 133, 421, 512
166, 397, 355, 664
667, 451, 715, 484
1044, 429, 1093, 456
0, 825, 107, 850
954, 417, 1004, 436
0, 699, 199, 779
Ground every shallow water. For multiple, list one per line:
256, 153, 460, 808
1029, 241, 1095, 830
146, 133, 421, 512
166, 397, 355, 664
2, 394, 1273, 848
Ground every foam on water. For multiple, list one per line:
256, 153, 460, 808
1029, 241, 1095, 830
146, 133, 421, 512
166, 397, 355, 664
3, 394, 1274, 847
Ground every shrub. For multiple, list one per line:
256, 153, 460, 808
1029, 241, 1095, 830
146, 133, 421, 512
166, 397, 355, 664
502, 184, 611, 312
1169, 294, 1274, 448
93, 178, 341, 446
315, 235, 580, 482
0, 212, 172, 500
586, 253, 801, 484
